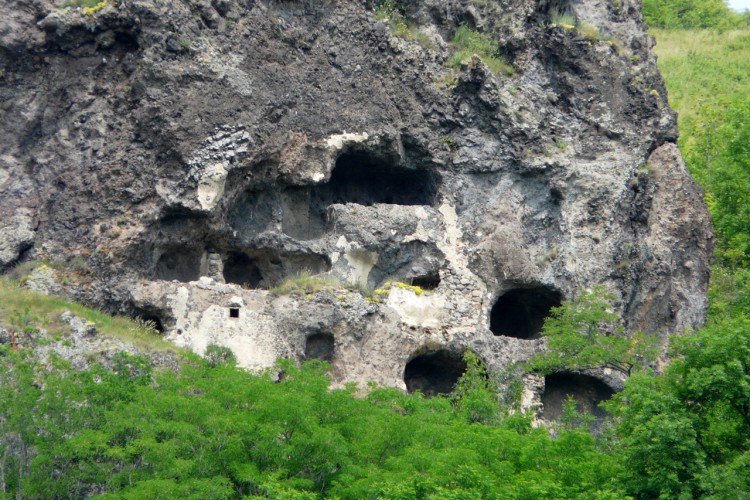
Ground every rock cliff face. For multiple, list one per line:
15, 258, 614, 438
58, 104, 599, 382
1, 0, 712, 409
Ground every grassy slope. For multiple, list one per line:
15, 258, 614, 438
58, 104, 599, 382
0, 276, 177, 354
652, 29, 750, 186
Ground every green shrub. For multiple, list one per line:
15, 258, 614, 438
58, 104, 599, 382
448, 25, 514, 76
374, 0, 433, 48
269, 271, 340, 296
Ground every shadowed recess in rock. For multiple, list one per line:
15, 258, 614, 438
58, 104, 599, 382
410, 272, 441, 290
154, 248, 203, 282
141, 315, 165, 333
229, 190, 275, 242
304, 332, 334, 363
490, 286, 562, 339
223, 252, 263, 288
542, 373, 615, 423
223, 249, 331, 288
281, 152, 439, 240
404, 350, 467, 397
322, 152, 438, 206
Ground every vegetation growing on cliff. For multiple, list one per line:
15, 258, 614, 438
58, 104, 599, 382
2, 0, 750, 498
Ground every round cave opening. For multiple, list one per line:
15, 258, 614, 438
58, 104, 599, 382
490, 286, 562, 339
404, 350, 467, 397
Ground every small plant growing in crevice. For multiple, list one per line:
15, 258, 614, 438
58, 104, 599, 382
374, 0, 433, 48
131, 317, 161, 337
550, 8, 576, 29
448, 25, 514, 76
549, 8, 610, 43
62, 0, 108, 13
270, 271, 340, 296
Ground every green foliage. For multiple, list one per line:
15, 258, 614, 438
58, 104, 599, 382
451, 351, 499, 424
526, 285, 659, 376
608, 316, 750, 497
642, 0, 749, 29
204, 343, 237, 367
0, 347, 623, 498
374, 0, 433, 48
0, 276, 176, 353
62, 0, 104, 8
448, 25, 514, 76
269, 271, 340, 296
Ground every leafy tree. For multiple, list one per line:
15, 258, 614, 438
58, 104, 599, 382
526, 285, 658, 377
609, 315, 750, 497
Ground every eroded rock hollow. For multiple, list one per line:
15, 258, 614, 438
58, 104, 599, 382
0, 0, 712, 416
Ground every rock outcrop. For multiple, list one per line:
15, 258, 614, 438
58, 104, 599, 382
0, 0, 712, 411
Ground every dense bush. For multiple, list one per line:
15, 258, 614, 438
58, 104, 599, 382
0, 348, 623, 498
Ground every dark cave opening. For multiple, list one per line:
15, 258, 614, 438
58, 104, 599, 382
144, 315, 165, 333
304, 333, 335, 363
323, 152, 438, 206
410, 272, 441, 290
281, 152, 439, 240
114, 32, 140, 52
223, 252, 264, 288
223, 249, 331, 289
542, 373, 615, 423
404, 350, 467, 397
133, 310, 165, 333
154, 248, 202, 282
490, 286, 562, 339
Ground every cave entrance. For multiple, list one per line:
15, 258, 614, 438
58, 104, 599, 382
282, 152, 438, 240
304, 333, 335, 363
132, 308, 166, 333
322, 152, 437, 206
404, 350, 467, 397
410, 272, 441, 290
154, 248, 203, 282
224, 252, 263, 288
490, 286, 562, 339
542, 373, 614, 424
223, 249, 331, 289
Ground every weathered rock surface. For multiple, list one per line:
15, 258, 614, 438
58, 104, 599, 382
1, 0, 712, 412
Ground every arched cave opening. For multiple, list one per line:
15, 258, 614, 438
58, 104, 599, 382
490, 286, 562, 339
223, 249, 331, 289
142, 315, 165, 333
132, 308, 166, 333
223, 252, 263, 288
542, 373, 615, 423
324, 152, 437, 206
404, 350, 467, 397
304, 333, 335, 363
154, 248, 203, 282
